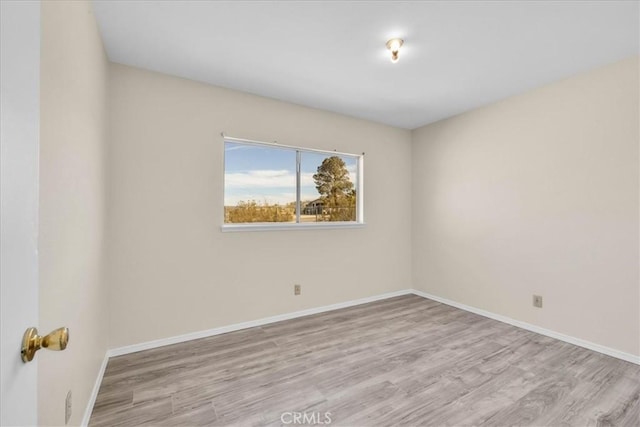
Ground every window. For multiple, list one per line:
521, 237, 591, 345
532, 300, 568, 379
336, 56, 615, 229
223, 136, 363, 230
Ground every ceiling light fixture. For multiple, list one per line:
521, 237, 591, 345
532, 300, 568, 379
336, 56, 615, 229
386, 38, 404, 63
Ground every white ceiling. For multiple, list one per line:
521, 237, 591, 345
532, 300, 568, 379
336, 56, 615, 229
92, 1, 639, 129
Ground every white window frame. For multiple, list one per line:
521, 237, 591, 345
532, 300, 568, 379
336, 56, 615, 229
221, 135, 364, 232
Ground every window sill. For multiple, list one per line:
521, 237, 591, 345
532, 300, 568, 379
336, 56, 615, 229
221, 222, 366, 232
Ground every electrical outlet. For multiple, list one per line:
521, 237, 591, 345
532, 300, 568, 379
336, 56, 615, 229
294, 284, 301, 295
65, 390, 72, 425
533, 295, 543, 308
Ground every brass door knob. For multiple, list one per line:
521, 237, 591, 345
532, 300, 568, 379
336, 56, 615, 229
21, 327, 69, 363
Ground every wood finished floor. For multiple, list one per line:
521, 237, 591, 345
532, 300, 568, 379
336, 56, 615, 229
90, 295, 640, 426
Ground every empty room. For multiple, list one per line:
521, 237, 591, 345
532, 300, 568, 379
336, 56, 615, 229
1, 0, 638, 426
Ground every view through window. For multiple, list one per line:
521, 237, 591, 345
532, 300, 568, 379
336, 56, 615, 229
224, 139, 362, 225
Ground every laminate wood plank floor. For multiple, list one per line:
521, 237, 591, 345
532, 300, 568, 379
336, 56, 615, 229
90, 295, 640, 426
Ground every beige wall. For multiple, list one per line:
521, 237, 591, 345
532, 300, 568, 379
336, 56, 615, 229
412, 57, 639, 357
107, 64, 413, 348
39, 1, 109, 425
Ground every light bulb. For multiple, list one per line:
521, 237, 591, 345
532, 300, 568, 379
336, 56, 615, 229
386, 38, 404, 63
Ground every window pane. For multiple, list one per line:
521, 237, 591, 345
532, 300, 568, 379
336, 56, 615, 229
224, 142, 296, 223
300, 152, 357, 222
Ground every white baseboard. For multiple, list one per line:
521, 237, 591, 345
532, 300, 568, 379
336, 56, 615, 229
108, 289, 413, 357
107, 288, 640, 363
410, 289, 640, 365
81, 351, 109, 427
